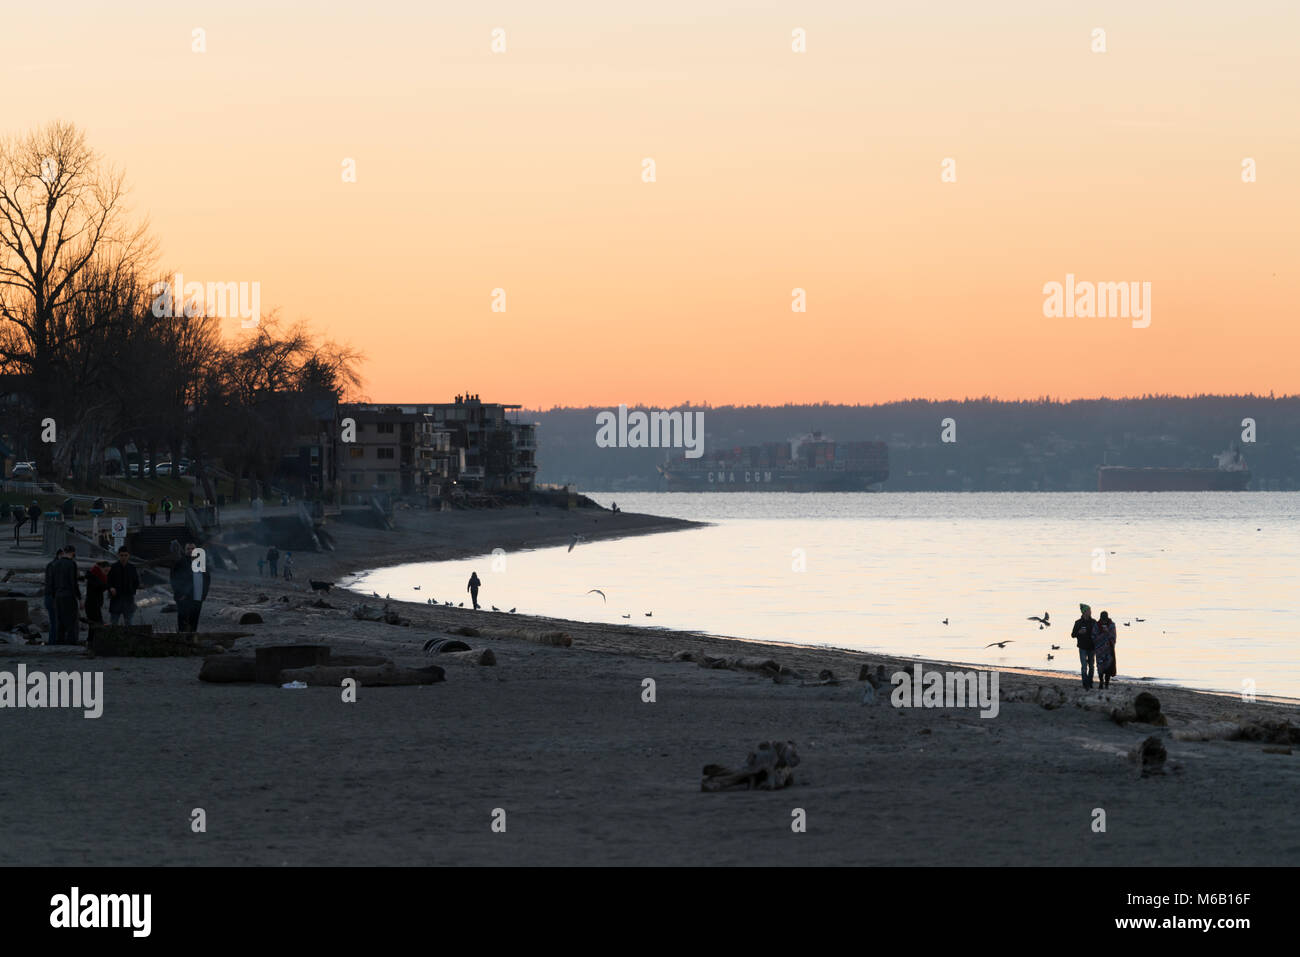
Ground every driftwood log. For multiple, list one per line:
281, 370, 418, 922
90, 625, 251, 657
702, 741, 800, 792
435, 648, 496, 666
254, 645, 330, 683
200, 652, 393, 683
276, 663, 446, 686
215, 607, 265, 625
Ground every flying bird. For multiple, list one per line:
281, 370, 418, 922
413, 586, 420, 591
1123, 622, 1131, 627
621, 614, 631, 619
1027, 612, 1050, 628
1135, 617, 1146, 623
985, 640, 1014, 649
644, 612, 652, 617
1051, 644, 1060, 650
587, 589, 606, 602
1046, 654, 1054, 661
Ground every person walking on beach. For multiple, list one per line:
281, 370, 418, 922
267, 545, 280, 577
148, 498, 159, 526
27, 500, 40, 535
283, 552, 294, 580
1094, 611, 1118, 689
12, 509, 23, 546
107, 546, 141, 625
51, 545, 81, 645
467, 571, 481, 610
1072, 603, 1097, 690
161, 497, 173, 524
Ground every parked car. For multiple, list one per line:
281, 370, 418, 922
11, 462, 35, 480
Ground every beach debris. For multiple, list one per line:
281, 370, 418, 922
1129, 735, 1167, 776
309, 598, 334, 609
1004, 684, 1067, 710
702, 741, 800, 792
199, 655, 258, 683
309, 579, 333, 592
0, 598, 31, 631
216, 608, 264, 625
423, 637, 471, 654
254, 645, 331, 684
800, 669, 839, 687
254, 594, 270, 603
1262, 746, 1293, 755
281, 681, 308, 689
437, 648, 497, 666
674, 650, 790, 680
1176, 718, 1299, 746
89, 624, 249, 658
351, 602, 409, 626
452, 626, 481, 637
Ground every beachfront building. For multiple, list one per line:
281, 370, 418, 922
336, 395, 537, 497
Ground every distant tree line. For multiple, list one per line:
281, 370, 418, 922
527, 397, 1300, 491
0, 122, 360, 497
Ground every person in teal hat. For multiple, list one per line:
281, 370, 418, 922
1071, 603, 1097, 689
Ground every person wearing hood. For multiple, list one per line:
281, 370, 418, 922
1071, 603, 1097, 690
1094, 611, 1118, 689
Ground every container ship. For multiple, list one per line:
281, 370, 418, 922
658, 432, 888, 491
1097, 447, 1250, 492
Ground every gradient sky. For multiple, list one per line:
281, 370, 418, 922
10, 1, 1298, 406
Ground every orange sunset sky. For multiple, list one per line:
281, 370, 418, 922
9, 1, 1298, 407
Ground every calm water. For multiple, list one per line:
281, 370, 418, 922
347, 492, 1300, 698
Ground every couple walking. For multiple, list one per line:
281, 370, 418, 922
1071, 603, 1118, 690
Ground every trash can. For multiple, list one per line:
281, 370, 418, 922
61, 498, 75, 518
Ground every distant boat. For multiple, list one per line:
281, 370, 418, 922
1098, 446, 1250, 492
659, 432, 888, 492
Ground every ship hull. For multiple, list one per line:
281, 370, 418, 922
1097, 468, 1250, 492
660, 467, 887, 492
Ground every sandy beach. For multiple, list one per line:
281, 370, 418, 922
2, 506, 1298, 867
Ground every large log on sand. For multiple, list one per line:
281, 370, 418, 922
90, 625, 252, 657
277, 663, 446, 686
199, 655, 257, 682
215, 607, 266, 625
436, 648, 496, 666
254, 645, 330, 684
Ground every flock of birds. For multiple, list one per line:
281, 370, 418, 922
940, 609, 1152, 662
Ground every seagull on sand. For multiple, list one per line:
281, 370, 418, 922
1027, 612, 1050, 628
1046, 654, 1054, 661
491, 605, 500, 611
413, 586, 420, 590
587, 589, 606, 602
942, 618, 949, 625
985, 640, 1014, 649
644, 612, 652, 617
508, 607, 516, 613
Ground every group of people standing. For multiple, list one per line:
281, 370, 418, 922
146, 497, 174, 525
258, 545, 293, 579
1071, 603, 1118, 690
40, 538, 211, 643
42, 545, 141, 645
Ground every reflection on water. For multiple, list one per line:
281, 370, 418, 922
348, 492, 1300, 698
